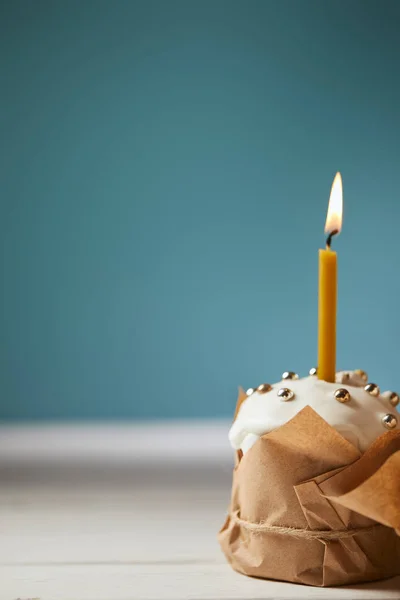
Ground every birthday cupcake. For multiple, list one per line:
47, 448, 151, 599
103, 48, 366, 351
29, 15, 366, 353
219, 368, 400, 586
219, 175, 400, 586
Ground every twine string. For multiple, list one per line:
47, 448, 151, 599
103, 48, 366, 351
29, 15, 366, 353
230, 510, 380, 541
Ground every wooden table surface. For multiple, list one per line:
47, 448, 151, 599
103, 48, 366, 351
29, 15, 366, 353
1, 422, 399, 600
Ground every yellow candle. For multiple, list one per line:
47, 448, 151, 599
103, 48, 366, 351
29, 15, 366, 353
318, 248, 337, 382
318, 173, 343, 382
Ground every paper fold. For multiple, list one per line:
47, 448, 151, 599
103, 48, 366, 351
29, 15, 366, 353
219, 394, 400, 587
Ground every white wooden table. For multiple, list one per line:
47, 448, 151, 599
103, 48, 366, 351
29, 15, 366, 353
1, 422, 399, 600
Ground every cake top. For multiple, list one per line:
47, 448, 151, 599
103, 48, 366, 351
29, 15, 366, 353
229, 370, 399, 453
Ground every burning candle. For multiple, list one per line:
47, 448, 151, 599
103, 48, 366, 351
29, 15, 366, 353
317, 173, 343, 382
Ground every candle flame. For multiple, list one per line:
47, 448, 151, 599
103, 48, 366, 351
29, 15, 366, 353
325, 172, 343, 235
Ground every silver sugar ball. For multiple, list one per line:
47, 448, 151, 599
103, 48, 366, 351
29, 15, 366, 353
382, 392, 400, 406
246, 387, 256, 396
282, 371, 299, 381
277, 387, 295, 402
364, 383, 380, 397
334, 388, 351, 403
257, 383, 272, 394
382, 413, 398, 430
309, 367, 318, 376
354, 369, 368, 383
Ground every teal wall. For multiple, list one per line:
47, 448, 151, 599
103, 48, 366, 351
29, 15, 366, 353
1, 0, 400, 420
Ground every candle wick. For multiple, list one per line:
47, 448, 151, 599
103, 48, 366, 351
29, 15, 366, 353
326, 229, 339, 249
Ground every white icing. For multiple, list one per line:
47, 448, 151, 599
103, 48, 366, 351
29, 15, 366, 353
230, 370, 398, 454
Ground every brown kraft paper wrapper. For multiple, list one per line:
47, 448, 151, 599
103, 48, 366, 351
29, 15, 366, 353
218, 399, 400, 587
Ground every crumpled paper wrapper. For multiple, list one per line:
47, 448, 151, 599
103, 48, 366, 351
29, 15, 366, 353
219, 390, 400, 586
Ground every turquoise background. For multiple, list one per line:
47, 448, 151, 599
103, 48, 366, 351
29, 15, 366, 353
1, 0, 400, 420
